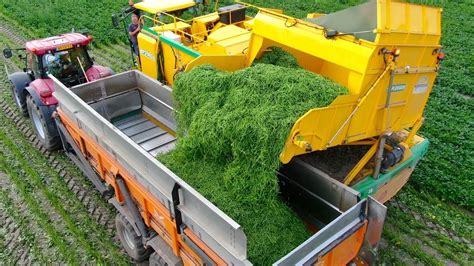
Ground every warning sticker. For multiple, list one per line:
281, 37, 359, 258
414, 76, 429, 94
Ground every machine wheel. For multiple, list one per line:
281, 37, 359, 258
26, 95, 61, 151
116, 214, 151, 262
11, 84, 28, 117
149, 252, 168, 266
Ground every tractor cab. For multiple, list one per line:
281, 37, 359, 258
3, 32, 113, 151
24, 33, 95, 87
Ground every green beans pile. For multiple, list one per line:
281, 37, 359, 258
159, 49, 347, 264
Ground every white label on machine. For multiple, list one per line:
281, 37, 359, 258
162, 31, 182, 44
140, 50, 155, 61
391, 84, 406, 92
413, 76, 429, 94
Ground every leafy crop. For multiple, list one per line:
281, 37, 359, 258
0, 0, 126, 44
407, 0, 474, 209
160, 61, 347, 264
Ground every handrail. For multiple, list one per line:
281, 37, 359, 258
139, 14, 251, 53
235, 0, 325, 31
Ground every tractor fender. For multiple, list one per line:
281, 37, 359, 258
8, 71, 32, 101
86, 65, 114, 81
28, 78, 58, 106
25, 87, 59, 138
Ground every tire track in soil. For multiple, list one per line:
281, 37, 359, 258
0, 21, 128, 262
0, 19, 27, 44
386, 199, 473, 263
0, 95, 129, 263
0, 172, 34, 265
0, 171, 65, 264
0, 126, 87, 262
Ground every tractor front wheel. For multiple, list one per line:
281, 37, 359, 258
11, 84, 28, 117
26, 95, 61, 150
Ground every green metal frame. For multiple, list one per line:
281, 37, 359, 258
352, 139, 430, 198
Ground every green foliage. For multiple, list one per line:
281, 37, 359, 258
0, 0, 126, 44
407, 0, 474, 209
160, 63, 347, 264
254, 47, 300, 68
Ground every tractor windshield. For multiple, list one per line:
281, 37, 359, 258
43, 47, 92, 83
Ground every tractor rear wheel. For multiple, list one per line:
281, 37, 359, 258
115, 214, 151, 262
26, 95, 61, 150
11, 84, 28, 117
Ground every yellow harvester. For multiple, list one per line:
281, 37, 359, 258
114, 0, 443, 202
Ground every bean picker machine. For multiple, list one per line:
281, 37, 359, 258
50, 0, 442, 265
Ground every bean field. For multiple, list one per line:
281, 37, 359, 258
0, 0, 472, 265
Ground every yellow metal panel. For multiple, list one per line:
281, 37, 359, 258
161, 42, 196, 85
185, 54, 247, 72
194, 43, 227, 55
248, 11, 375, 95
134, 0, 195, 13
276, 1, 442, 163
152, 22, 191, 33
191, 13, 220, 41
137, 32, 159, 80
207, 25, 249, 43
193, 13, 220, 24
378, 0, 441, 36
207, 25, 251, 55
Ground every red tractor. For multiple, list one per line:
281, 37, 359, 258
3, 33, 113, 150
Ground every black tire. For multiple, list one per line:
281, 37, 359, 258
11, 84, 28, 117
26, 95, 61, 151
116, 214, 151, 262
149, 252, 168, 266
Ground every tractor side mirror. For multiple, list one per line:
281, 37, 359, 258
112, 14, 120, 28
3, 48, 12, 59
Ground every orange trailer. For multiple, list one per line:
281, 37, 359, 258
51, 71, 386, 265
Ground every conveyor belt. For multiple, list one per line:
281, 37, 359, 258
113, 112, 176, 156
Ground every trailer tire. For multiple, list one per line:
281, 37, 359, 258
149, 252, 168, 266
26, 95, 61, 151
11, 83, 28, 117
116, 214, 151, 262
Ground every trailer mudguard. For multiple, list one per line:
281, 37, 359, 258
8, 71, 32, 103
25, 87, 59, 137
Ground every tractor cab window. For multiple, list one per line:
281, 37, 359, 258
27, 53, 42, 78
43, 47, 92, 83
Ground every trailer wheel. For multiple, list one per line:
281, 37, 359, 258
116, 214, 151, 262
11, 83, 28, 117
26, 95, 61, 151
149, 252, 168, 266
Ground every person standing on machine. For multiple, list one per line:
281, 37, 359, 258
128, 13, 141, 55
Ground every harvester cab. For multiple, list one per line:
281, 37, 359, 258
3, 33, 113, 151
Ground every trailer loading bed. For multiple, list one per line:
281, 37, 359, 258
113, 112, 176, 156
52, 71, 387, 265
